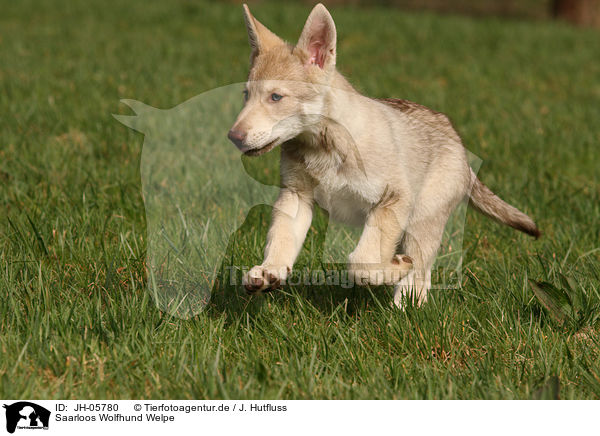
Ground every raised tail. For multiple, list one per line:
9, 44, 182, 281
468, 168, 540, 238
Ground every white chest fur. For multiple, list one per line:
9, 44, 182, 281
301, 149, 380, 226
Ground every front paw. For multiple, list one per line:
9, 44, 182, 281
243, 265, 290, 295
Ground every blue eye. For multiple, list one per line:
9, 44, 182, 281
271, 93, 283, 102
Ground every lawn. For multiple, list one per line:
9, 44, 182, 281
1, 0, 599, 399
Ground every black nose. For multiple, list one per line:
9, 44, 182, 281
227, 128, 247, 149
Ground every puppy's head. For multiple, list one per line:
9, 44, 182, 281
228, 4, 337, 156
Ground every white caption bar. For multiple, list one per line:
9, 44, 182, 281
0, 400, 595, 436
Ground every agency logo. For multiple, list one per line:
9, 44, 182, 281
3, 402, 50, 434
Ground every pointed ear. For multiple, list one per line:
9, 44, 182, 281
242, 4, 284, 62
296, 3, 336, 69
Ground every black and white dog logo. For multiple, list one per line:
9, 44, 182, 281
3, 402, 50, 434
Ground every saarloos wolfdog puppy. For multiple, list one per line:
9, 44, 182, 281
227, 3, 540, 307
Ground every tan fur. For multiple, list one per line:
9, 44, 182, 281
229, 4, 539, 306
469, 168, 541, 238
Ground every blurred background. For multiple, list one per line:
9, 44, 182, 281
239, 0, 600, 26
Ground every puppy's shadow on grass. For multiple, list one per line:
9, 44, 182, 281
289, 282, 393, 316
207, 278, 392, 323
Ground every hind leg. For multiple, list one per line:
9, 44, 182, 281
393, 153, 470, 307
393, 213, 448, 308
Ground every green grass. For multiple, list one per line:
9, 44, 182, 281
1, 0, 600, 399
